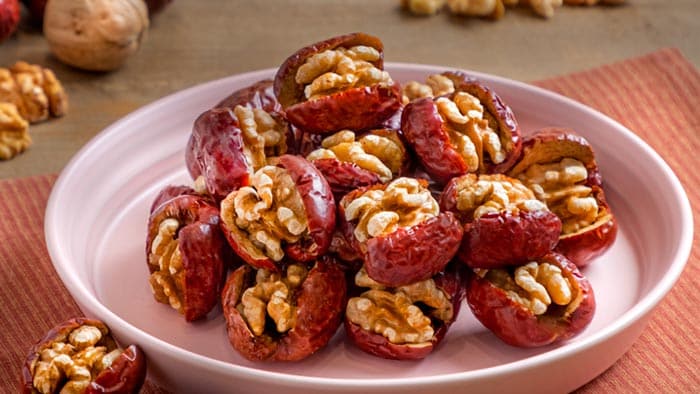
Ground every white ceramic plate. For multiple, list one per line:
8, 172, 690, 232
45, 64, 692, 394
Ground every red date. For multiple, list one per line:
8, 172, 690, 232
508, 128, 617, 267
21, 318, 146, 394
221, 256, 346, 361
339, 177, 463, 286
219, 154, 335, 271
274, 33, 402, 134
402, 72, 521, 184
466, 252, 595, 347
146, 194, 228, 321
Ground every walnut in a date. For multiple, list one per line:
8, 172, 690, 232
21, 318, 146, 394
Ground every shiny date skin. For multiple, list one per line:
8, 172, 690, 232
273, 32, 402, 134
339, 181, 463, 287
466, 253, 596, 347
21, 318, 147, 394
440, 175, 562, 269
221, 256, 347, 361
401, 72, 521, 184
345, 266, 463, 360
220, 154, 336, 271
146, 194, 229, 321
508, 128, 617, 267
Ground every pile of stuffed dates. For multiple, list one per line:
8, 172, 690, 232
145, 32, 617, 361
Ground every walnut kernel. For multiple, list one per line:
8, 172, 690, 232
343, 177, 439, 242
454, 174, 548, 219
148, 217, 185, 313
0, 102, 31, 160
221, 166, 309, 261
296, 46, 393, 100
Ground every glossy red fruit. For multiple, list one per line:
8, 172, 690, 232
219, 155, 336, 271
508, 128, 617, 267
22, 318, 147, 394
466, 252, 596, 347
146, 194, 229, 321
345, 265, 463, 360
221, 256, 347, 361
274, 32, 402, 134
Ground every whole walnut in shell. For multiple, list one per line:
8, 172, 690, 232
43, 0, 149, 72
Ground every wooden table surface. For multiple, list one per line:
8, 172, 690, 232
0, 0, 697, 179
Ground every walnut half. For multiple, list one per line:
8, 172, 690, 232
0, 102, 31, 160
346, 268, 454, 345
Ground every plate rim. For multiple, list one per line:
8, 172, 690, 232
44, 63, 694, 388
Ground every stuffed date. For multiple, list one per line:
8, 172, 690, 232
339, 177, 463, 287
440, 173, 561, 269
186, 92, 291, 200
221, 257, 346, 361
21, 318, 146, 394
273, 32, 402, 134
344, 266, 462, 360
508, 128, 617, 267
146, 192, 228, 321
466, 252, 595, 347
219, 154, 335, 271
307, 128, 408, 198
401, 72, 521, 184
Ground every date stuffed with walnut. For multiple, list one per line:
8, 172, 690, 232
466, 252, 595, 347
440, 173, 561, 269
146, 188, 230, 321
21, 318, 146, 394
345, 265, 463, 360
508, 128, 617, 267
219, 154, 335, 271
221, 256, 346, 361
274, 32, 402, 134
402, 71, 521, 184
186, 80, 292, 201
338, 177, 463, 287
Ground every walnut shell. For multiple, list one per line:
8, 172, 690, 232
43, 0, 149, 71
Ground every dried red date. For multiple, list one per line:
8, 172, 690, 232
306, 128, 408, 199
339, 177, 463, 286
344, 265, 463, 360
214, 79, 282, 114
21, 317, 146, 394
466, 252, 595, 347
401, 72, 521, 184
219, 154, 335, 271
508, 128, 617, 267
221, 256, 346, 361
146, 194, 228, 321
440, 173, 561, 268
186, 84, 292, 200
274, 33, 402, 134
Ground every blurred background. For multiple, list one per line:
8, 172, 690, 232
0, 0, 697, 178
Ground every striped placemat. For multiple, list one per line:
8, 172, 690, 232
1, 48, 698, 392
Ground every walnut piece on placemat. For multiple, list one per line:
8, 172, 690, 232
0, 102, 31, 160
0, 61, 68, 124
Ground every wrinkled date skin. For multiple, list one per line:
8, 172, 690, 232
466, 253, 596, 347
312, 157, 382, 201
21, 318, 146, 394
345, 266, 464, 360
221, 256, 347, 361
508, 128, 617, 267
186, 81, 292, 201
339, 182, 463, 287
149, 184, 198, 213
310, 129, 408, 199
220, 154, 336, 271
273, 32, 402, 134
440, 175, 562, 269
401, 72, 521, 184
146, 194, 228, 321
185, 108, 254, 201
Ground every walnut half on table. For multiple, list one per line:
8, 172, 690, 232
0, 102, 30, 160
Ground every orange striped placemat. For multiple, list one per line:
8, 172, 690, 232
1, 48, 698, 392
